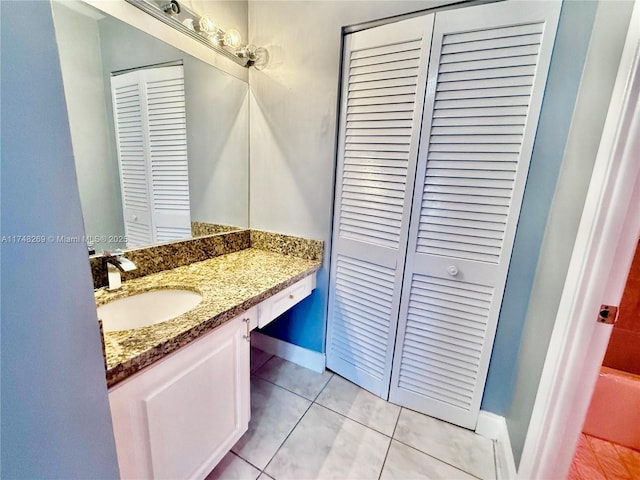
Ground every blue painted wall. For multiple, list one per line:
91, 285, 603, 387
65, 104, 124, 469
481, 0, 598, 412
0, 2, 120, 477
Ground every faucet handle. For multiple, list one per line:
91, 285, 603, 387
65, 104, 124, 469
103, 250, 125, 273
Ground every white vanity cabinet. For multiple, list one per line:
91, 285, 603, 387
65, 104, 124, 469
108, 307, 256, 480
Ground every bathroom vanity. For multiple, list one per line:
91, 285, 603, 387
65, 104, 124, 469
99, 244, 320, 479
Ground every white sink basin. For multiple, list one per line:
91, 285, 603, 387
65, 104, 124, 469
98, 289, 203, 332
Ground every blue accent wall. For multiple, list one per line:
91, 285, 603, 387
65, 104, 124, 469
1, 2, 120, 477
481, 0, 599, 413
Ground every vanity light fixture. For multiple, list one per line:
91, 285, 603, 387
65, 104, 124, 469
126, 0, 269, 69
237, 45, 270, 71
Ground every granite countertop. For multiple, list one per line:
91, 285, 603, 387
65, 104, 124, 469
97, 248, 321, 388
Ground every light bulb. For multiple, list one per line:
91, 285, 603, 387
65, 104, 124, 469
197, 15, 217, 34
252, 47, 269, 70
182, 18, 195, 31
223, 29, 242, 48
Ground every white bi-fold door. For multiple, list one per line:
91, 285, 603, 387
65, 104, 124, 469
326, 15, 435, 397
111, 65, 191, 248
327, 0, 561, 429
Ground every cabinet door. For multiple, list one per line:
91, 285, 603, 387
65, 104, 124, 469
108, 315, 251, 479
389, 0, 561, 429
326, 15, 434, 397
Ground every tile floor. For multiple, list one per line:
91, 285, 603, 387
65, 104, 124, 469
569, 434, 640, 480
206, 347, 497, 480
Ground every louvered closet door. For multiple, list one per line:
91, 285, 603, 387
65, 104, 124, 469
142, 66, 191, 243
111, 66, 191, 247
389, 0, 561, 429
326, 15, 434, 397
112, 72, 153, 247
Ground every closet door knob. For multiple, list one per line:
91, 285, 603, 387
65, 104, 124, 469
447, 265, 459, 276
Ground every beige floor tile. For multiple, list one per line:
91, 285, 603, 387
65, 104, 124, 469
254, 356, 333, 400
381, 440, 476, 480
232, 377, 310, 469
205, 451, 260, 480
394, 408, 495, 480
265, 403, 390, 480
316, 375, 400, 436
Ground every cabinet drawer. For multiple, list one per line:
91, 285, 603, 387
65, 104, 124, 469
258, 274, 315, 329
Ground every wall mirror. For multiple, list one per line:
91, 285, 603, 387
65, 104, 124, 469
51, 0, 249, 253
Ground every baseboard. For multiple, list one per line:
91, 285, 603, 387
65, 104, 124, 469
250, 332, 326, 373
476, 411, 517, 480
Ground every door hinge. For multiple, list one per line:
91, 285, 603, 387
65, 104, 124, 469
597, 305, 619, 325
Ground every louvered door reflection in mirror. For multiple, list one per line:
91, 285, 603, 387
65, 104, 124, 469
111, 65, 191, 248
327, 0, 561, 429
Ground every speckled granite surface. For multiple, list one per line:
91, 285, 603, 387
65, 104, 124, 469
90, 229, 323, 289
98, 248, 320, 387
91, 230, 250, 289
191, 221, 243, 237
90, 256, 108, 290
251, 230, 323, 261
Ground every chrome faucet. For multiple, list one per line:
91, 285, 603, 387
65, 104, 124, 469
103, 251, 137, 291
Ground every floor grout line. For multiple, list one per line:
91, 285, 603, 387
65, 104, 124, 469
310, 399, 397, 439
389, 435, 487, 480
249, 372, 328, 403
260, 399, 315, 477
377, 407, 403, 480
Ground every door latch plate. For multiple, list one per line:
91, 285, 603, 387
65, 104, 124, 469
597, 305, 619, 325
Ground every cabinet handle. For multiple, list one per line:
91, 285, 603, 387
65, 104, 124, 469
243, 318, 250, 342
447, 265, 459, 277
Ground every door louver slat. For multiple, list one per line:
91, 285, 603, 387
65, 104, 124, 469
329, 254, 398, 381
328, 16, 426, 382
147, 77, 190, 228
113, 83, 152, 246
417, 23, 544, 264
111, 66, 191, 248
339, 38, 423, 250
397, 274, 494, 411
